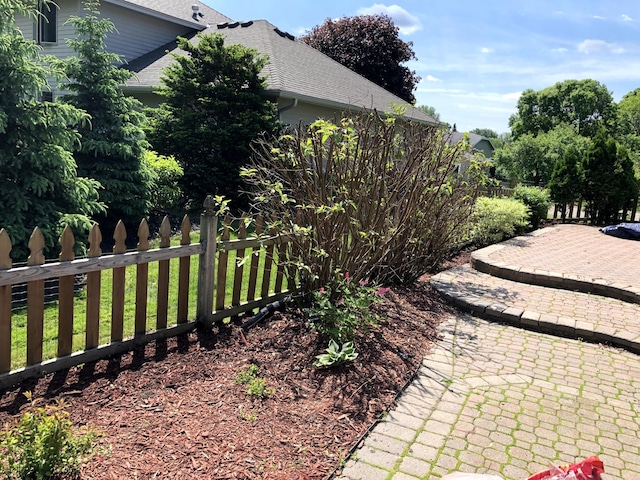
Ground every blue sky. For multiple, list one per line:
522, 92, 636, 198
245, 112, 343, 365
204, 0, 640, 134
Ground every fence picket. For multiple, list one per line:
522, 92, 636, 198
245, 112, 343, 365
27, 228, 45, 366
177, 215, 191, 324
0, 206, 294, 386
216, 215, 232, 311
247, 216, 262, 302
260, 226, 276, 298
0, 229, 12, 373
85, 225, 102, 349
156, 217, 171, 329
135, 219, 150, 335
274, 238, 285, 294
111, 222, 127, 342
57, 226, 75, 357
232, 219, 247, 307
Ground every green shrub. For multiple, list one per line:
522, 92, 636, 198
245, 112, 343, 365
471, 197, 530, 246
309, 272, 388, 343
0, 392, 98, 479
513, 185, 551, 229
144, 150, 184, 217
243, 112, 488, 290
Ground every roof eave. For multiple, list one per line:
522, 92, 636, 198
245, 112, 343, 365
269, 90, 438, 126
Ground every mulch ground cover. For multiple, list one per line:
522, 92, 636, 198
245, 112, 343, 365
0, 254, 468, 479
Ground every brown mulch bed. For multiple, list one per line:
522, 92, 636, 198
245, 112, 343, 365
0, 253, 469, 479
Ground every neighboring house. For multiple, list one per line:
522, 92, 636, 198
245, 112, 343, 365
16, 0, 437, 126
447, 128, 496, 176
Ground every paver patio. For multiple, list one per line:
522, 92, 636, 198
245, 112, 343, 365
337, 224, 640, 480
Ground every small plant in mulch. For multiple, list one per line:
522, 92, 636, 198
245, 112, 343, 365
0, 392, 99, 480
235, 364, 275, 399
314, 339, 358, 368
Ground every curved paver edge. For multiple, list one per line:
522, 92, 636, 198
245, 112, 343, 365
470, 232, 640, 305
430, 273, 640, 355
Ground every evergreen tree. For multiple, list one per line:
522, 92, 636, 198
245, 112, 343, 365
147, 33, 280, 211
0, 0, 102, 260
582, 130, 639, 223
57, 0, 151, 239
547, 145, 582, 215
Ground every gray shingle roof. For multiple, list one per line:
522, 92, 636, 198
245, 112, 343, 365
448, 131, 490, 148
104, 0, 231, 29
125, 19, 437, 124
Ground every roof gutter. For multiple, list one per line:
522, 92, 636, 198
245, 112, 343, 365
278, 97, 298, 115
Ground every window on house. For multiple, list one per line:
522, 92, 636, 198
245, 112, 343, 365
41, 91, 53, 102
37, 2, 57, 44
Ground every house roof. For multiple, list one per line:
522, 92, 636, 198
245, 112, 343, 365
124, 19, 437, 125
448, 131, 494, 150
103, 0, 231, 29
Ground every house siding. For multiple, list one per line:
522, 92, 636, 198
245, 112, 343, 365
474, 139, 494, 159
100, 2, 194, 63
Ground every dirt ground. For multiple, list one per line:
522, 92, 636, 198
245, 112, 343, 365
0, 254, 469, 479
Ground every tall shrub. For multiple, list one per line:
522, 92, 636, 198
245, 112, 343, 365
147, 33, 280, 212
548, 145, 582, 218
0, 0, 102, 260
243, 112, 488, 292
57, 0, 152, 240
582, 130, 639, 223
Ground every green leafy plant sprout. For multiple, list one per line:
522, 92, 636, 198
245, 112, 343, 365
314, 339, 359, 368
309, 272, 389, 343
235, 364, 275, 398
0, 392, 99, 480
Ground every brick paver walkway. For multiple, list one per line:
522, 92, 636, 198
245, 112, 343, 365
338, 315, 640, 480
337, 224, 640, 480
480, 225, 640, 290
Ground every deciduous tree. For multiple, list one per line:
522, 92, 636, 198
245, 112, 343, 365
147, 33, 280, 211
300, 15, 420, 104
509, 79, 616, 139
0, 0, 102, 259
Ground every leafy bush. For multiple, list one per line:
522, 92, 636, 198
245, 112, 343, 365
309, 272, 388, 343
471, 197, 530, 246
314, 340, 358, 368
548, 145, 582, 214
144, 150, 184, 217
513, 185, 550, 229
0, 393, 98, 479
243, 112, 487, 290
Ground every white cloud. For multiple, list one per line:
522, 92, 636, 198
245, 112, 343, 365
357, 4, 422, 35
426, 75, 441, 82
593, 15, 605, 20
480, 47, 494, 54
578, 39, 624, 55
552, 47, 569, 53
622, 14, 633, 22
502, 91, 522, 101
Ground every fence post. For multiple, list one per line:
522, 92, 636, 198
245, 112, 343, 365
197, 196, 217, 327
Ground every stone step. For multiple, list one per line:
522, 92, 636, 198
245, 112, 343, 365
431, 264, 640, 354
470, 227, 640, 304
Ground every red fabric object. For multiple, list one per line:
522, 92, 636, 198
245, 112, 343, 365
526, 456, 605, 480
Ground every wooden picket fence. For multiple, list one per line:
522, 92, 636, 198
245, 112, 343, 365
0, 196, 291, 388
552, 196, 639, 223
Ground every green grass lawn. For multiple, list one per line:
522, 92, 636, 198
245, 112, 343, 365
8, 231, 288, 370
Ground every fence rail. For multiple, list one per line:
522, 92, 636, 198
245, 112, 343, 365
0, 196, 291, 388
551, 196, 639, 223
